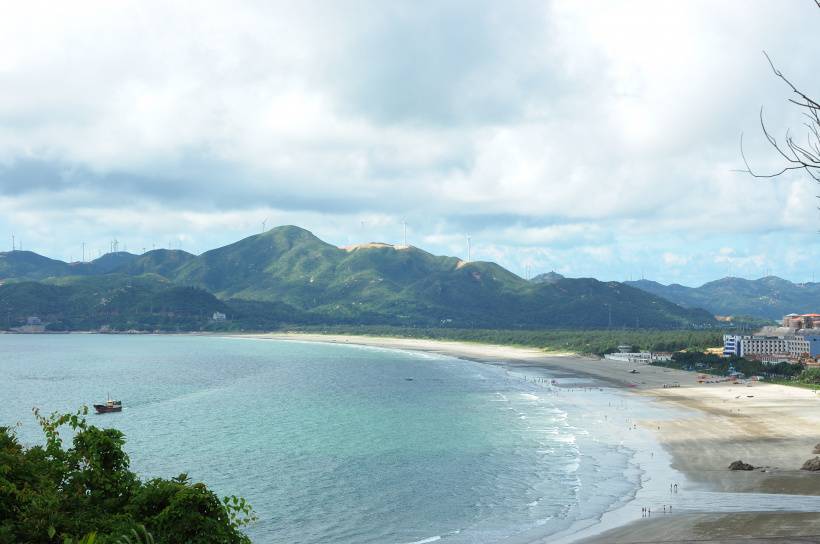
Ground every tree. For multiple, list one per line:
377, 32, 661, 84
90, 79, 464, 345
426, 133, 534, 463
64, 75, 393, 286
740, 2, 820, 185
0, 408, 255, 543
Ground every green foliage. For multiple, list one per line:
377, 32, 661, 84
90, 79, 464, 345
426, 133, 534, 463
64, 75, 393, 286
0, 410, 253, 544
114, 525, 153, 544
799, 367, 820, 384
651, 351, 804, 379
0, 275, 233, 332
222, 495, 258, 531
62, 533, 98, 544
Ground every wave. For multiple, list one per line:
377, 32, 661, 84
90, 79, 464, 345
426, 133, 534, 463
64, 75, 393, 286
400, 535, 442, 544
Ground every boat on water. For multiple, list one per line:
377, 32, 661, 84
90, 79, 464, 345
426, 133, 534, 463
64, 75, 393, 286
93, 394, 122, 414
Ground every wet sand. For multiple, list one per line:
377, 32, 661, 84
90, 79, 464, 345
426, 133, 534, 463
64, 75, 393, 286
234, 332, 820, 543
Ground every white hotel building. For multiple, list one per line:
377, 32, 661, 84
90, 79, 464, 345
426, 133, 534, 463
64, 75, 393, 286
723, 334, 811, 362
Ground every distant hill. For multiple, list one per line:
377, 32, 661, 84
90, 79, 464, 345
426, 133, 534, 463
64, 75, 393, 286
530, 271, 564, 284
625, 276, 820, 320
0, 250, 141, 279
121, 249, 196, 277
166, 226, 712, 328
0, 274, 222, 330
0, 226, 716, 330
82, 251, 140, 274
0, 251, 73, 280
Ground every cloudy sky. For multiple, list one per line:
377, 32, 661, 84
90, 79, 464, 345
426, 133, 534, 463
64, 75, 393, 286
0, 0, 818, 286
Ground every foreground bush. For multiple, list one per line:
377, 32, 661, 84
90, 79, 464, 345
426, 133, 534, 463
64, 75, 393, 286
0, 408, 255, 543
800, 367, 820, 385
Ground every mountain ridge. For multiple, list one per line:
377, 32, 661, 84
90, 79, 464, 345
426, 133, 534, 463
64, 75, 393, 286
626, 276, 819, 320
0, 225, 715, 330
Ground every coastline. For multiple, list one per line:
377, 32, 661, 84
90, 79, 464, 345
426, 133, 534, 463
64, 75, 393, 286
233, 332, 820, 543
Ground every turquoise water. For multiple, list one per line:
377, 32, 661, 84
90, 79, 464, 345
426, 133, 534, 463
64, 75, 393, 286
0, 335, 640, 543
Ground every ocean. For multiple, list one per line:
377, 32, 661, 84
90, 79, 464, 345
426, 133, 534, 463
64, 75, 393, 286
0, 334, 672, 543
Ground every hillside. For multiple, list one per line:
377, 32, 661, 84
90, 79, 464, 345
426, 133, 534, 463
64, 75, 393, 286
0, 251, 74, 280
0, 226, 716, 330
0, 274, 226, 330
121, 249, 196, 277
626, 277, 820, 320
0, 250, 141, 279
167, 226, 713, 328
530, 271, 565, 284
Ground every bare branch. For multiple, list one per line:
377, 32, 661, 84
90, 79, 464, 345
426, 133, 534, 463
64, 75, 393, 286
740, 51, 820, 184
764, 51, 820, 110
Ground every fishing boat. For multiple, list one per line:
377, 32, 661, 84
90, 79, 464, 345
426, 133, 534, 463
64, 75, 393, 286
93, 394, 122, 414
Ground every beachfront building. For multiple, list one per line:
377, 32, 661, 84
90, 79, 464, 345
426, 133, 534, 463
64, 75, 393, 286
604, 351, 650, 363
806, 335, 820, 357
722, 332, 812, 362
723, 334, 743, 357
604, 351, 673, 364
212, 311, 226, 322
782, 313, 820, 330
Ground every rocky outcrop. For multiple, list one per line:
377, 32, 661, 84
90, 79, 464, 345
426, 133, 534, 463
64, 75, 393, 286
812, 443, 820, 454
801, 457, 820, 471
728, 460, 755, 471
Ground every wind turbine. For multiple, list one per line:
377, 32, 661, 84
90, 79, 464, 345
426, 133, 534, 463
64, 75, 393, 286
262, 217, 269, 233
402, 220, 407, 247
466, 235, 472, 262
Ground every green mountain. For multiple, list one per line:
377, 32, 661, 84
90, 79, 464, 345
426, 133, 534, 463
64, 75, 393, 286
0, 274, 233, 331
82, 251, 140, 274
0, 250, 142, 279
530, 271, 565, 285
0, 250, 73, 280
625, 277, 820, 320
121, 249, 196, 277
0, 226, 716, 330
166, 226, 712, 328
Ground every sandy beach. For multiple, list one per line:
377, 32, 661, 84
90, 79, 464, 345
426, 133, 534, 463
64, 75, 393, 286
236, 332, 820, 543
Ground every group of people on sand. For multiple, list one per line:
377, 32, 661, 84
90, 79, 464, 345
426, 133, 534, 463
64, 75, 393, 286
641, 483, 680, 518
642, 503, 674, 517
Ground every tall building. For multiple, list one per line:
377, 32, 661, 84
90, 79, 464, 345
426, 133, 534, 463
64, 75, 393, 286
723, 314, 819, 362
723, 334, 743, 357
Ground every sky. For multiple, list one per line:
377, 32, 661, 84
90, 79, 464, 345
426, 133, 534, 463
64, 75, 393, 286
0, 0, 818, 286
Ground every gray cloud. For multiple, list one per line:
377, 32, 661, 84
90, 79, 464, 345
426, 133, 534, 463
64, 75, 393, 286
0, 0, 818, 284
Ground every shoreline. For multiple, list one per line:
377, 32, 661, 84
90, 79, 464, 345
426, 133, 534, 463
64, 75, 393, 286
233, 332, 820, 543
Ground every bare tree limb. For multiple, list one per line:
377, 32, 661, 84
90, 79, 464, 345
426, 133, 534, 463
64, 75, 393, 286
739, 49, 820, 183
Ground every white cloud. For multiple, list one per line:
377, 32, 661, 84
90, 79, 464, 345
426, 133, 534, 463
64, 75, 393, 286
0, 0, 818, 284
662, 253, 690, 267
